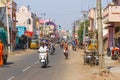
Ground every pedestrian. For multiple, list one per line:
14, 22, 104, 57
0, 40, 4, 67
63, 41, 69, 59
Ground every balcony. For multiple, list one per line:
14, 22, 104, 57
103, 3, 120, 24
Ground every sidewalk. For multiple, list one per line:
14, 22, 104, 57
9, 49, 37, 55
67, 46, 120, 80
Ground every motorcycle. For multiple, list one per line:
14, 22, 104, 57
49, 46, 55, 55
39, 52, 48, 68
84, 50, 99, 65
72, 45, 76, 51
107, 48, 111, 57
60, 44, 63, 49
64, 50, 68, 59
49, 46, 53, 55
111, 50, 120, 60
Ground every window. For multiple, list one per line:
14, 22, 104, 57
27, 19, 31, 24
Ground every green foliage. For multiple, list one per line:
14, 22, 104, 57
77, 20, 89, 42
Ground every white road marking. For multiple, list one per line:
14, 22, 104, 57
8, 76, 15, 80
35, 61, 39, 64
22, 66, 31, 72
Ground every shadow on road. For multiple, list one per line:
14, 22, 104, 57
1, 62, 14, 68
50, 54, 56, 55
5, 62, 14, 65
44, 66, 52, 68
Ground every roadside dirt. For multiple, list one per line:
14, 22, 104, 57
66, 46, 120, 80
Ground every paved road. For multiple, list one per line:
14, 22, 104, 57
0, 45, 69, 80
1, 44, 120, 80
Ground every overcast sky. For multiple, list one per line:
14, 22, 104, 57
14, 0, 112, 30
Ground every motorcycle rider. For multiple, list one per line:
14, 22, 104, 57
0, 40, 4, 67
60, 40, 64, 49
50, 40, 55, 52
71, 40, 76, 51
38, 42, 49, 64
63, 41, 69, 59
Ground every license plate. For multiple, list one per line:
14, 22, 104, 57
41, 60, 45, 62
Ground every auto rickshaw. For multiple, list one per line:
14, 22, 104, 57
30, 39, 40, 49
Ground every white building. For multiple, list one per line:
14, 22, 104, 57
16, 6, 33, 32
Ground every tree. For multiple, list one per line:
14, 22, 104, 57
77, 20, 89, 43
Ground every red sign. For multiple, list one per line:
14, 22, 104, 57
24, 31, 33, 37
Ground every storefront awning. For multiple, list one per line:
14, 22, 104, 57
24, 31, 33, 37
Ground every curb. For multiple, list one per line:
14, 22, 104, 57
9, 49, 37, 55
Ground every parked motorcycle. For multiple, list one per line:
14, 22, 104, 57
107, 48, 111, 57
84, 50, 99, 66
111, 50, 120, 60
39, 52, 48, 68
110, 47, 120, 60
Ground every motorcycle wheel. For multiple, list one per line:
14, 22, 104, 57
3, 55, 8, 64
64, 53, 68, 59
41, 62, 46, 68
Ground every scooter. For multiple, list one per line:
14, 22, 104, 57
39, 52, 48, 68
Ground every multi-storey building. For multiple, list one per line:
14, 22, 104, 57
16, 6, 33, 32
39, 19, 57, 39
16, 6, 40, 38
89, 8, 108, 49
0, 0, 17, 50
103, 1, 120, 48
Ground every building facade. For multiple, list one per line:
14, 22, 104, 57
89, 8, 108, 49
0, 0, 17, 50
103, 2, 120, 48
16, 6, 33, 32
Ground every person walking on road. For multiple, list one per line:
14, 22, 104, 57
0, 40, 4, 67
63, 41, 69, 59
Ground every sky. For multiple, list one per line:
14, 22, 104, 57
14, 0, 112, 30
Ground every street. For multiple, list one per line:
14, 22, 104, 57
0, 45, 120, 80
0, 45, 77, 80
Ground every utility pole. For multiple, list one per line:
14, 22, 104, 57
10, 0, 13, 52
81, 11, 87, 45
6, 2, 11, 54
41, 13, 46, 37
96, 0, 105, 73
73, 21, 76, 39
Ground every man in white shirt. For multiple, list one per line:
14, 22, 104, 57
38, 44, 48, 52
38, 42, 49, 64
